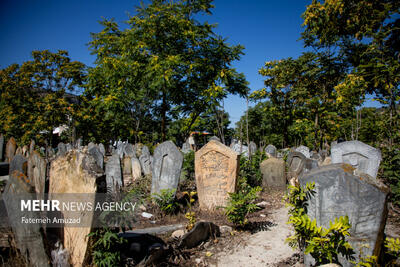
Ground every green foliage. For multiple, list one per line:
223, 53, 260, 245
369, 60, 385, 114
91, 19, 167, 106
224, 186, 261, 226
285, 182, 355, 265
385, 237, 400, 264
152, 189, 179, 215
380, 147, 400, 207
88, 228, 126, 267
182, 150, 195, 180
239, 150, 266, 187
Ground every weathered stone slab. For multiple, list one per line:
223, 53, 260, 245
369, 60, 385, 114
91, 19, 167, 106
116, 141, 125, 159
151, 141, 183, 196
87, 142, 96, 151
5, 137, 16, 163
286, 151, 306, 180
22, 145, 29, 157
195, 140, 239, 210
260, 158, 286, 189
249, 141, 257, 155
209, 136, 221, 142
124, 143, 135, 158
131, 157, 142, 181
3, 170, 50, 266
49, 150, 103, 267
265, 144, 277, 158
98, 143, 105, 157
231, 142, 248, 158
0, 134, 4, 161
88, 145, 104, 169
296, 145, 310, 158
331, 140, 381, 178
9, 154, 27, 175
181, 141, 191, 154
57, 142, 67, 157
29, 139, 35, 155
105, 154, 122, 197
27, 151, 46, 200
122, 156, 133, 185
299, 164, 389, 267
139, 145, 152, 176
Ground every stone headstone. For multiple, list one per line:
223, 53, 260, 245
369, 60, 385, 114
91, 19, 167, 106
331, 140, 381, 178
0, 134, 4, 161
28, 151, 46, 200
260, 158, 286, 189
321, 156, 331, 166
131, 157, 142, 181
249, 141, 257, 155
319, 149, 328, 160
195, 140, 239, 210
122, 156, 133, 185
116, 141, 125, 159
105, 154, 122, 197
139, 145, 152, 176
98, 143, 106, 157
22, 145, 29, 157
286, 151, 307, 180
124, 143, 135, 158
15, 146, 23, 156
87, 142, 96, 151
181, 141, 191, 154
65, 143, 72, 152
9, 154, 27, 175
5, 137, 16, 163
299, 164, 389, 267
88, 146, 104, 169
265, 144, 277, 158
231, 142, 248, 158
57, 142, 67, 157
151, 141, 183, 196
49, 150, 103, 267
296, 145, 310, 158
29, 139, 35, 155
3, 170, 50, 266
209, 136, 221, 142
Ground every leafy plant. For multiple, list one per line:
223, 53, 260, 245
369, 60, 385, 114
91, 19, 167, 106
285, 182, 355, 265
380, 147, 400, 207
182, 150, 195, 180
88, 228, 126, 267
182, 191, 197, 231
152, 189, 179, 215
239, 150, 266, 187
224, 186, 261, 226
385, 237, 400, 265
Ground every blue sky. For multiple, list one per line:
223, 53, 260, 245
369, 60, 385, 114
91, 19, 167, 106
0, 0, 313, 126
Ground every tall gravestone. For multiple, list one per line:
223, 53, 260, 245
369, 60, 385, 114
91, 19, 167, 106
260, 158, 286, 189
29, 139, 35, 155
3, 170, 50, 266
131, 157, 142, 181
300, 164, 389, 267
265, 144, 277, 158
139, 145, 152, 176
28, 151, 47, 200
296, 145, 310, 158
209, 136, 221, 142
195, 140, 239, 210
9, 154, 27, 175
0, 134, 4, 161
249, 141, 257, 155
105, 154, 122, 197
49, 150, 103, 267
151, 141, 183, 196
57, 142, 67, 157
5, 137, 16, 163
124, 143, 135, 158
331, 140, 381, 178
98, 143, 106, 157
88, 146, 104, 169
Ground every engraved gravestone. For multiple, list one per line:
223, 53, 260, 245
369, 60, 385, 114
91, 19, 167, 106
286, 151, 306, 180
105, 154, 122, 197
195, 140, 239, 210
28, 151, 46, 200
181, 141, 191, 154
265, 144, 277, 158
87, 142, 96, 151
88, 145, 104, 169
139, 145, 152, 176
151, 141, 183, 196
131, 157, 142, 181
296, 145, 310, 158
122, 156, 133, 185
5, 137, 16, 163
3, 170, 50, 266
29, 139, 35, 155
300, 164, 389, 267
116, 141, 125, 159
260, 157, 286, 189
331, 140, 381, 178
231, 142, 248, 158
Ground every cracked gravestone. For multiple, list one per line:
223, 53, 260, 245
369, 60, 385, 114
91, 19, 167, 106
195, 140, 239, 210
151, 141, 183, 196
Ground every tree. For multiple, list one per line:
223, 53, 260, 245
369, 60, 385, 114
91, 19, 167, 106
86, 0, 248, 143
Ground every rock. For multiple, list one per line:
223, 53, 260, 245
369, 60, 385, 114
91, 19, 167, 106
265, 144, 277, 158
219, 225, 233, 236
171, 229, 185, 239
260, 157, 286, 189
141, 212, 153, 219
5, 137, 16, 163
179, 222, 220, 249
49, 150, 103, 267
195, 140, 239, 210
260, 214, 266, 218
151, 141, 183, 196
300, 164, 389, 267
256, 201, 269, 208
331, 140, 382, 178
139, 204, 146, 211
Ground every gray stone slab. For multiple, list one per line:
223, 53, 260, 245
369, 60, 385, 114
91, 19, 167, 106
151, 141, 183, 196
5, 137, 16, 163
98, 143, 105, 157
331, 140, 381, 178
27, 151, 46, 200
88, 146, 104, 169
125, 224, 184, 235
124, 143, 135, 158
139, 146, 152, 176
265, 144, 277, 158
57, 142, 67, 157
9, 155, 27, 175
299, 164, 389, 267
181, 141, 191, 154
209, 136, 221, 142
231, 142, 248, 158
249, 141, 257, 155
29, 139, 35, 155
87, 142, 96, 151
296, 145, 310, 158
260, 158, 286, 189
105, 154, 122, 197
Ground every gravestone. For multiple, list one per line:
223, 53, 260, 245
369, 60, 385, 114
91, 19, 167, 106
57, 142, 67, 157
28, 151, 46, 200
296, 145, 310, 158
9, 154, 27, 175
88, 145, 104, 169
5, 137, 16, 163
98, 143, 106, 157
131, 157, 142, 181
151, 141, 183, 196
139, 145, 152, 176
331, 140, 381, 178
209, 136, 221, 142
299, 164, 389, 267
0, 134, 4, 161
181, 141, 191, 154
286, 151, 307, 181
49, 150, 103, 267
65, 143, 72, 152
260, 158, 286, 189
3, 170, 50, 266
265, 144, 277, 158
29, 139, 35, 155
22, 145, 29, 157
116, 141, 125, 159
124, 143, 135, 158
105, 154, 122, 197
249, 141, 257, 155
310, 151, 321, 161
87, 142, 96, 151
231, 142, 248, 158
195, 140, 239, 210
15, 147, 23, 156
122, 156, 133, 185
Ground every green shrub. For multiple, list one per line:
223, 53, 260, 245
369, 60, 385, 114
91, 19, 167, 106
182, 150, 195, 180
385, 237, 400, 265
224, 186, 261, 226
88, 228, 126, 267
379, 147, 400, 207
239, 150, 266, 187
152, 189, 179, 214
285, 182, 355, 265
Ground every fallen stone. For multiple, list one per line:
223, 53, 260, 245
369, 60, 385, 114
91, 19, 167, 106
141, 212, 153, 219
171, 229, 185, 239
179, 222, 220, 249
219, 225, 233, 236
